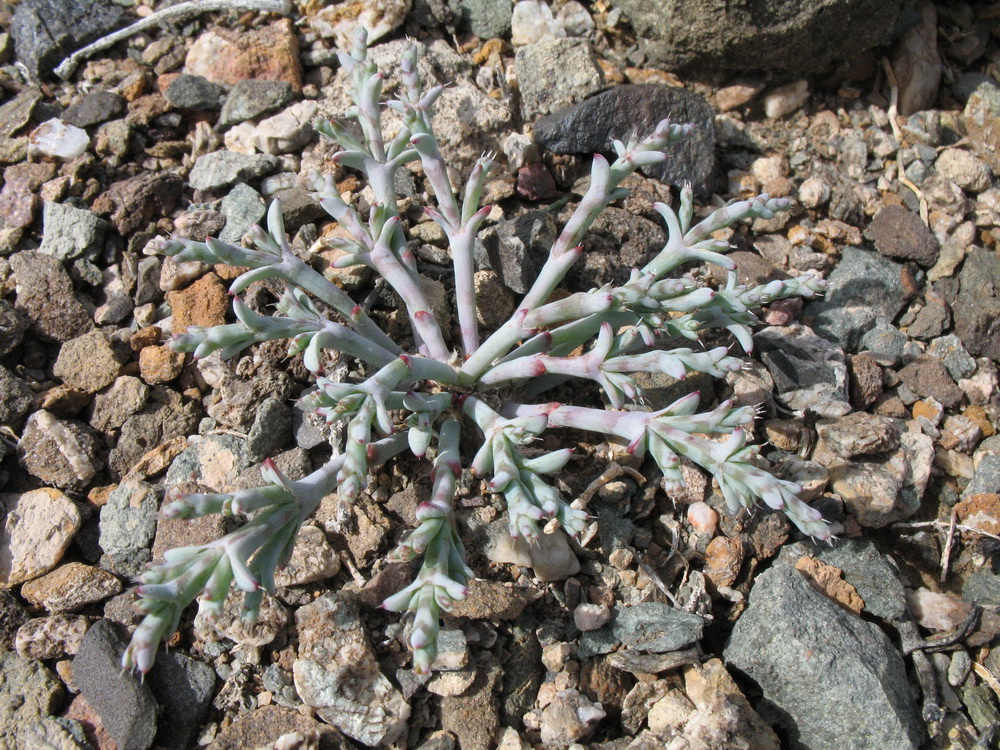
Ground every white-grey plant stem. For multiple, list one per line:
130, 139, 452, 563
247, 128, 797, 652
55, 0, 293, 80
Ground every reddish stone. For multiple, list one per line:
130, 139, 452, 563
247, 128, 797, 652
184, 19, 302, 93
166, 272, 228, 333
516, 162, 559, 201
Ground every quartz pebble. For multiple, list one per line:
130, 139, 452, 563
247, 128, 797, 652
28, 118, 89, 159
764, 80, 809, 119
574, 603, 612, 632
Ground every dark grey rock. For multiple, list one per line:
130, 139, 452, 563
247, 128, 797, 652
515, 38, 604, 120
148, 650, 215, 750
0, 299, 28, 355
611, 0, 908, 76
0, 365, 35, 424
754, 324, 850, 418
61, 90, 124, 128
0, 647, 63, 740
868, 205, 938, 267
164, 74, 224, 111
952, 248, 1000, 359
926, 334, 976, 381
859, 318, 907, 365
963, 571, 1000, 607
133, 256, 163, 306
612, 602, 705, 652
271, 187, 325, 232
74, 619, 158, 750
962, 454, 1000, 499
802, 247, 909, 352
457, 0, 512, 38
478, 210, 558, 294
905, 300, 950, 340
500, 623, 542, 727
809, 538, 906, 621
219, 79, 294, 128
534, 84, 716, 196
39, 201, 108, 262
92, 172, 184, 236
219, 183, 266, 245
11, 0, 129, 81
726, 556, 924, 750
577, 625, 618, 660
293, 395, 334, 450
188, 151, 280, 192
952, 73, 999, 105
0, 589, 30, 650
19, 411, 103, 492
245, 397, 292, 463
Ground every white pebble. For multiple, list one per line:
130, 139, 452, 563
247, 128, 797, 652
798, 176, 831, 208
687, 501, 718, 536
511, 0, 566, 45
764, 79, 810, 119
28, 118, 90, 160
573, 603, 611, 632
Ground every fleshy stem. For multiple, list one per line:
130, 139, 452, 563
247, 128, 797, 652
122, 433, 408, 674
383, 418, 473, 674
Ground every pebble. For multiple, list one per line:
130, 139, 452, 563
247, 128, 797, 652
755, 324, 851, 417
936, 148, 992, 193
73, 619, 158, 750
574, 603, 612, 632
19, 411, 103, 492
534, 84, 716, 196
61, 90, 125, 128
8, 251, 93, 344
39, 201, 108, 263
164, 74, 225, 111
293, 594, 409, 746
271, 525, 341, 587
0, 366, 34, 424
764, 79, 809, 119
92, 171, 184, 235
0, 648, 63, 739
28, 118, 89, 160
188, 150, 280, 192
53, 330, 123, 393
138, 344, 185, 384
612, 603, 705, 652
219, 79, 293, 128
98, 481, 159, 576
225, 100, 317, 156
89, 375, 150, 433
798, 176, 831, 208
194, 588, 287, 648
145, 650, 216, 750
511, 0, 566, 45
488, 526, 581, 581
515, 38, 604, 120
309, 0, 410, 49
15, 614, 89, 659
868, 204, 938, 266
184, 19, 302, 92
535, 689, 606, 745
20, 563, 122, 613
0, 488, 81, 588
726, 555, 923, 749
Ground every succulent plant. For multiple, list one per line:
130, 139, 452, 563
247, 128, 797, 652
123, 30, 830, 675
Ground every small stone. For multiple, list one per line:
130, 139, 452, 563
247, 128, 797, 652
440, 659, 502, 750
146, 650, 216, 750
0, 649, 62, 738
515, 38, 604, 120
293, 594, 409, 746
98, 481, 159, 574
798, 176, 831, 208
73, 619, 157, 750
0, 88, 42, 139
27, 118, 89, 160
704, 535, 744, 588
511, 0, 565, 45
219, 183, 266, 245
936, 147, 991, 193
188, 150, 280, 192
0, 366, 34, 424
647, 690, 695, 737
897, 357, 964, 408
0, 488, 81, 588
488, 527, 581, 581
61, 91, 124, 128
139, 344, 185, 385
166, 272, 229, 332
19, 411, 103, 492
537, 689, 605, 745
224, 100, 317, 155
427, 667, 477, 697
814, 413, 899, 460
91, 172, 183, 236
164, 74, 224, 110
184, 19, 302, 92
764, 80, 809, 119
449, 580, 533, 621
39, 202, 107, 263
89, 376, 150, 433
53, 331, 122, 393
574, 603, 611, 632
219, 79, 293, 127
207, 705, 342, 750
21, 563, 121, 613
613, 603, 705, 652
272, 525, 340, 587
868, 205, 938, 266
15, 614, 89, 659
